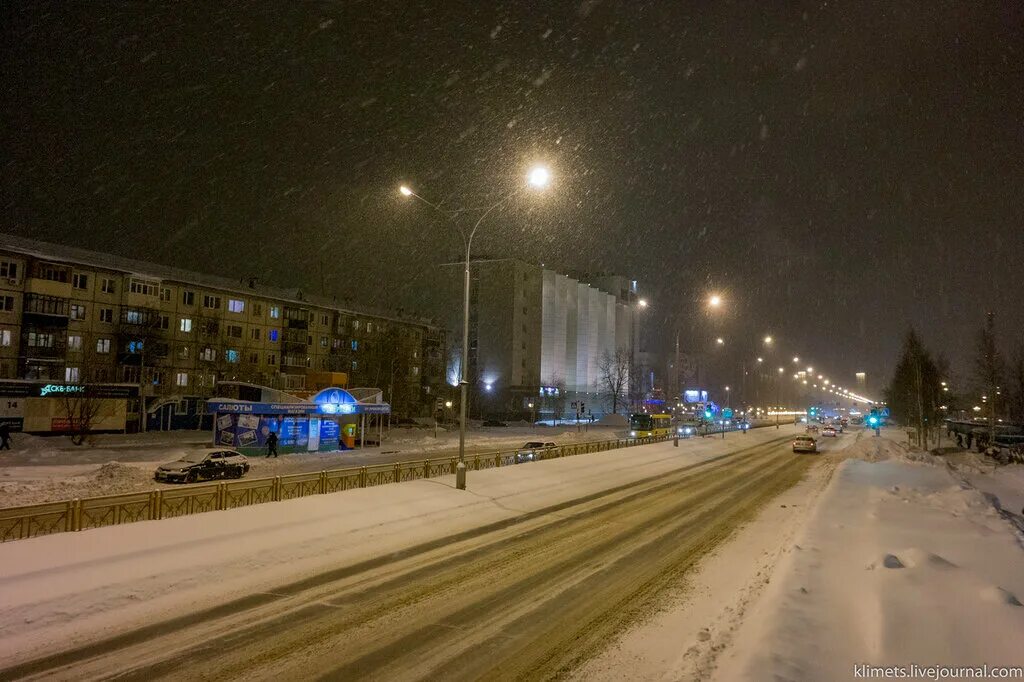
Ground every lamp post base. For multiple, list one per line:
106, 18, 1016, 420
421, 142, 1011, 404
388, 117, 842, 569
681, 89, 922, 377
455, 461, 467, 490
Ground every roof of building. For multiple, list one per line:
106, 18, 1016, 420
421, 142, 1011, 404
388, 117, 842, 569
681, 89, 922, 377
0, 232, 443, 330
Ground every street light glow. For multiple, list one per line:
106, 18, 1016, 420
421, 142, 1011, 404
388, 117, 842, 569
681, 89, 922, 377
757, 357, 763, 363
708, 294, 722, 307
716, 337, 725, 345
399, 185, 413, 196
527, 165, 551, 188
638, 298, 648, 308
792, 356, 799, 363
764, 335, 773, 345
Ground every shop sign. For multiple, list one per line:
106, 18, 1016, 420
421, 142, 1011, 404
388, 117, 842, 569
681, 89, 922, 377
40, 384, 85, 397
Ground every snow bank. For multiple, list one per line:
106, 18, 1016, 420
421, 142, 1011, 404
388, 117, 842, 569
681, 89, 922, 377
715, 434, 1024, 680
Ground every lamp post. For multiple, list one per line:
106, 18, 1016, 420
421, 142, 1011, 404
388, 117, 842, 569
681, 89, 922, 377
633, 299, 648, 411
776, 366, 784, 428
400, 166, 550, 490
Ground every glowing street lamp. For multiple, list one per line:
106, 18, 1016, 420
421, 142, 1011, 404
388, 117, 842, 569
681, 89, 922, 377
764, 335, 773, 345
708, 294, 722, 308
399, 164, 551, 491
716, 337, 725, 346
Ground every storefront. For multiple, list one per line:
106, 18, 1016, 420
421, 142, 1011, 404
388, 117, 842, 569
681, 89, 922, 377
0, 380, 139, 434
206, 387, 390, 456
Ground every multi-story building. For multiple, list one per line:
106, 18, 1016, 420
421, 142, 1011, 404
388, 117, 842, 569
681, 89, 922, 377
432, 259, 637, 419
0, 234, 446, 432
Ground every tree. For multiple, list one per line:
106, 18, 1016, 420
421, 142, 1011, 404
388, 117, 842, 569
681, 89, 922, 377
974, 312, 1004, 444
540, 374, 567, 422
598, 347, 631, 415
1008, 344, 1024, 424
58, 334, 109, 445
885, 329, 943, 448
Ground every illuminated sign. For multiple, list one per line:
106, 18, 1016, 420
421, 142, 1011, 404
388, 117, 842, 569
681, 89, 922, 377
39, 384, 85, 397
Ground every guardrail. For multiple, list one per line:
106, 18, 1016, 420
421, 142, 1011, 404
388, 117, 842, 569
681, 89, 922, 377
0, 435, 670, 544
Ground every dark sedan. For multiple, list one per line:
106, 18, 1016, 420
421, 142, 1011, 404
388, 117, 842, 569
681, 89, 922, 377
154, 449, 250, 483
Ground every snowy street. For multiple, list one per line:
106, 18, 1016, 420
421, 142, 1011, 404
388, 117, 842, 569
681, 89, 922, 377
0, 426, 1021, 680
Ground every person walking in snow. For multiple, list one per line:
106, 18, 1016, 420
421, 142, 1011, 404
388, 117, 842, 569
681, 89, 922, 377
0, 424, 10, 451
266, 431, 278, 458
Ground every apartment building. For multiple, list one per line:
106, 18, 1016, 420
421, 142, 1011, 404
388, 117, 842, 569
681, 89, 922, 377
431, 259, 637, 419
0, 234, 446, 432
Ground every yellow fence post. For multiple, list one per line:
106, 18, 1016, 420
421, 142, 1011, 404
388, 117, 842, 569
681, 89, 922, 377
424, 460, 430, 478
360, 466, 367, 488
320, 471, 327, 494
71, 499, 82, 532
272, 476, 281, 501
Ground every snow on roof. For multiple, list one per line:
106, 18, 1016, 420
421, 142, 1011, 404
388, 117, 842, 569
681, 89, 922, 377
0, 232, 443, 329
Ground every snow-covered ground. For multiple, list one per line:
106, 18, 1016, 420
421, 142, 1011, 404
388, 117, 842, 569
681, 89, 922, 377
0, 426, 796, 675
0, 425, 621, 507
577, 429, 1024, 680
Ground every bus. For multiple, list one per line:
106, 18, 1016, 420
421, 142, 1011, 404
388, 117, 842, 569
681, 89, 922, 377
629, 413, 672, 438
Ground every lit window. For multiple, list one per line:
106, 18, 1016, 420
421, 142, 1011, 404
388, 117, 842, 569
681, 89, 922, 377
351, 340, 358, 351
70, 304, 86, 320
269, 329, 279, 342
228, 299, 245, 313
270, 306, 280, 319
0, 329, 10, 346
225, 349, 239, 363
65, 366, 80, 382
96, 338, 111, 353
67, 334, 82, 350
180, 318, 193, 333
201, 347, 216, 361
176, 372, 188, 387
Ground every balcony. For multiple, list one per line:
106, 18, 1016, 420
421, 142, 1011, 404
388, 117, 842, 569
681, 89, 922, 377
22, 293, 70, 324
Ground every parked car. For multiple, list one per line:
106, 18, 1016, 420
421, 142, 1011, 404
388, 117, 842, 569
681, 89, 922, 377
793, 436, 818, 453
822, 426, 837, 437
482, 419, 508, 427
516, 441, 557, 463
154, 449, 250, 483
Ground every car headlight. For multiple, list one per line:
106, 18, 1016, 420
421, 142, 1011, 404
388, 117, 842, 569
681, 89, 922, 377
630, 431, 636, 437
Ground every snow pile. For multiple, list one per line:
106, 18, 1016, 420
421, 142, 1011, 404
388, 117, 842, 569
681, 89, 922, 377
714, 440, 1024, 680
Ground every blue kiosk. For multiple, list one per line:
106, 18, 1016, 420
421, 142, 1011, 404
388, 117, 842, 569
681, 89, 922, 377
206, 387, 390, 456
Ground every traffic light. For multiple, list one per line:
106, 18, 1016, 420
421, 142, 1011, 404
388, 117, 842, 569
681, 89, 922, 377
703, 409, 713, 420
808, 407, 817, 417
868, 415, 879, 426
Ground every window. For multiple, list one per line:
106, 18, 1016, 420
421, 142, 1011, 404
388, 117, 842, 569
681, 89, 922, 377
96, 338, 111, 353
27, 331, 55, 348
225, 349, 240, 363
180, 317, 193, 333
307, 335, 313, 345
178, 345, 190, 359
269, 329, 279, 342
36, 263, 69, 282
228, 299, 245, 313
226, 324, 242, 338
320, 314, 329, 326
101, 278, 116, 294
0, 260, 18, 280
99, 308, 113, 323
0, 329, 10, 347
254, 303, 263, 316
160, 287, 171, 302
182, 290, 195, 306
72, 273, 88, 289
70, 304, 86, 320
159, 315, 170, 330
67, 334, 82, 351
251, 328, 261, 340
320, 336, 328, 347
267, 353, 276, 366
0, 296, 13, 312
65, 367, 80, 383
129, 279, 159, 296
176, 372, 189, 387
122, 366, 140, 383
351, 360, 358, 371
367, 322, 374, 334
125, 309, 142, 324
269, 306, 280, 319
151, 370, 163, 386
203, 294, 221, 309
351, 340, 359, 351
249, 352, 259, 364
353, 319, 361, 331
200, 347, 217, 361
411, 366, 420, 376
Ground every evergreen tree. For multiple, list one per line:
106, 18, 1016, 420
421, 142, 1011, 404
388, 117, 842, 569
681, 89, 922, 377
885, 329, 943, 448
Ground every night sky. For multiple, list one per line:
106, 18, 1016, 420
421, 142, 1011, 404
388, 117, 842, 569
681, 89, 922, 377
3, 1, 1022, 395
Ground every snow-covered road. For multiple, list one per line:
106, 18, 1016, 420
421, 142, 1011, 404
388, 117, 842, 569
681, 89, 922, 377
0, 426, 807, 680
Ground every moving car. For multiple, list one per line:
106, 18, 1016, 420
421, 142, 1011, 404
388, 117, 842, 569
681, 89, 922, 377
792, 436, 818, 453
806, 424, 819, 433
516, 441, 557, 463
822, 426, 837, 437
154, 449, 250, 483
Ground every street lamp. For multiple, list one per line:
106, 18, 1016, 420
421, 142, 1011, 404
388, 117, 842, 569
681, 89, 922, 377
708, 294, 722, 308
400, 164, 551, 490
792, 356, 799, 364
716, 337, 725, 345
764, 335, 773, 345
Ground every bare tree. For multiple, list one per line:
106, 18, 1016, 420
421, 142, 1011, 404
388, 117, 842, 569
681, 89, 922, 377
57, 337, 108, 445
974, 312, 1004, 445
1008, 343, 1024, 424
540, 374, 567, 422
598, 348, 631, 415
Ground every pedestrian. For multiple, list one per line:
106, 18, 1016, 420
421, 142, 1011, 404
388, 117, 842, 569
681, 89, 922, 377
266, 431, 278, 458
0, 423, 10, 451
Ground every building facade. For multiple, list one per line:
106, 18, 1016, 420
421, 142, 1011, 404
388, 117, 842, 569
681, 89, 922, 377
435, 259, 636, 419
0, 234, 446, 432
